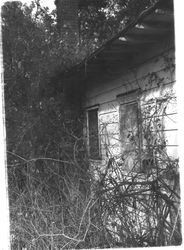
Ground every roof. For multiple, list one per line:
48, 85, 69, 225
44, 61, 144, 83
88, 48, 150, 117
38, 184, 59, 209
63, 0, 174, 80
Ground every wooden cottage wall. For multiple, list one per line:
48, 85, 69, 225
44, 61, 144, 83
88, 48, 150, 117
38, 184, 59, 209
83, 44, 176, 168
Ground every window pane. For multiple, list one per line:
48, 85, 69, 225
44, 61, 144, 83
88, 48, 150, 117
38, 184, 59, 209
120, 102, 140, 170
88, 109, 100, 159
120, 102, 139, 150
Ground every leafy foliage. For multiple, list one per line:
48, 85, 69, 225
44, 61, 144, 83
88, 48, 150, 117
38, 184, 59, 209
3, 1, 85, 161
3, 3, 90, 248
79, 0, 157, 46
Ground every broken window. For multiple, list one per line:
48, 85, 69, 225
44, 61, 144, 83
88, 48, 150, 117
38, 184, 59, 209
118, 90, 171, 173
120, 101, 140, 153
118, 90, 142, 171
88, 108, 100, 159
120, 101, 141, 171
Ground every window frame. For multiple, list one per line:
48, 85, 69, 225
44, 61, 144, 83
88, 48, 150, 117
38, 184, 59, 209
86, 105, 101, 160
117, 89, 143, 170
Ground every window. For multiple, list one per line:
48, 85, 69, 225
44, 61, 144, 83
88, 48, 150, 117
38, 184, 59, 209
118, 90, 142, 171
120, 101, 140, 154
87, 108, 100, 159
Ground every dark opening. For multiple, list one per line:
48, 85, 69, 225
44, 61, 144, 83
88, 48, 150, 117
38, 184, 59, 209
88, 108, 100, 159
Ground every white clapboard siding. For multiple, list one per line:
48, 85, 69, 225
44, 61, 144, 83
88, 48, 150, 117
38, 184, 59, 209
85, 50, 175, 107
99, 101, 119, 113
99, 123, 119, 135
100, 145, 122, 158
84, 49, 177, 161
164, 113, 178, 130
164, 130, 178, 146
99, 111, 119, 124
100, 133, 121, 157
165, 146, 178, 158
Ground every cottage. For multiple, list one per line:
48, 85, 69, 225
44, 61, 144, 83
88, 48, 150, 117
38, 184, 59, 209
61, 0, 176, 176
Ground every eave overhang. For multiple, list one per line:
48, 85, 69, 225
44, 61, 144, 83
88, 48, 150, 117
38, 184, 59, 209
62, 0, 174, 81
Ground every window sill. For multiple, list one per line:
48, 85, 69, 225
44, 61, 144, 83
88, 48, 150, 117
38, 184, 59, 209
89, 158, 102, 163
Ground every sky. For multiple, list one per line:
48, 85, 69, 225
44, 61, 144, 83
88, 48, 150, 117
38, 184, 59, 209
1, 0, 56, 11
